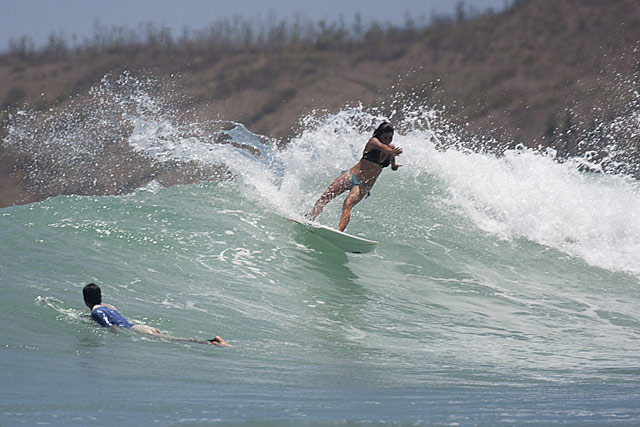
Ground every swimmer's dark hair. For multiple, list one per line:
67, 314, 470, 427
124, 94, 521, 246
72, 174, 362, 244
373, 122, 394, 139
83, 283, 102, 307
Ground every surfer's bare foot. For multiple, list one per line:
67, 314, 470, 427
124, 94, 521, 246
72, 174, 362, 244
207, 336, 230, 346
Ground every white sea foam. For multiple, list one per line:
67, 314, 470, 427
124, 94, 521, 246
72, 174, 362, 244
6, 72, 640, 275
412, 142, 640, 274
122, 89, 640, 275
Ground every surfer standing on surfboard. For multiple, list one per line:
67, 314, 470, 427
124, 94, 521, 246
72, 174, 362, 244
308, 122, 402, 231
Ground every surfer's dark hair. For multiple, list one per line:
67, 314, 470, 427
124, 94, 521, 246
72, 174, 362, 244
373, 122, 394, 138
83, 283, 102, 306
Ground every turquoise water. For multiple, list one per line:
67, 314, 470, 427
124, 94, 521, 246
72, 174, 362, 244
2, 79, 640, 424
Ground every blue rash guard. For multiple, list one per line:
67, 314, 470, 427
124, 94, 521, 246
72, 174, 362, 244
91, 305, 134, 328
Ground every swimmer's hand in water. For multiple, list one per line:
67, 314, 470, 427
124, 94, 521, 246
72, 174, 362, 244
207, 336, 231, 346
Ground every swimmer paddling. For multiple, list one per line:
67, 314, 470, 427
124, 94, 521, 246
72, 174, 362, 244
83, 283, 230, 346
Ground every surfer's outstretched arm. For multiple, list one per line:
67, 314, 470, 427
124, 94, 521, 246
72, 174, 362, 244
391, 150, 402, 171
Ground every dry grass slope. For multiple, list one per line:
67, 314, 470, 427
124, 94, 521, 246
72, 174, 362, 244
1, 0, 639, 206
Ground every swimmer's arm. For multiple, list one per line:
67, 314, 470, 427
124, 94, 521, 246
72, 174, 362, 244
127, 323, 230, 346
189, 336, 230, 346
158, 333, 230, 346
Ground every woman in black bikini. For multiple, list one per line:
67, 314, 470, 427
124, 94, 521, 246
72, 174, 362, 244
308, 122, 403, 231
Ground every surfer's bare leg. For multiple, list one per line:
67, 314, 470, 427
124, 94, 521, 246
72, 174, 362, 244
309, 172, 350, 220
338, 186, 367, 231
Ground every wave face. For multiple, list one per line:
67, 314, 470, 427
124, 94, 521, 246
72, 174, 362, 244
2, 75, 640, 424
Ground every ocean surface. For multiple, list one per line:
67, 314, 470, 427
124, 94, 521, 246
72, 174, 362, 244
2, 76, 640, 425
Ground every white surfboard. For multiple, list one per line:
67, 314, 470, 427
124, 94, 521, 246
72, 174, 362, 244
288, 218, 378, 254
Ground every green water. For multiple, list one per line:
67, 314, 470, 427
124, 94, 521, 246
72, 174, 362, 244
2, 171, 640, 424
2, 81, 640, 423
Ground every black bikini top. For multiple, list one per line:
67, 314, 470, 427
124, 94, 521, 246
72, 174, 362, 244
362, 149, 391, 168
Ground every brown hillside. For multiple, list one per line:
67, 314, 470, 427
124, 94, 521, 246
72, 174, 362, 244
1, 0, 639, 206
